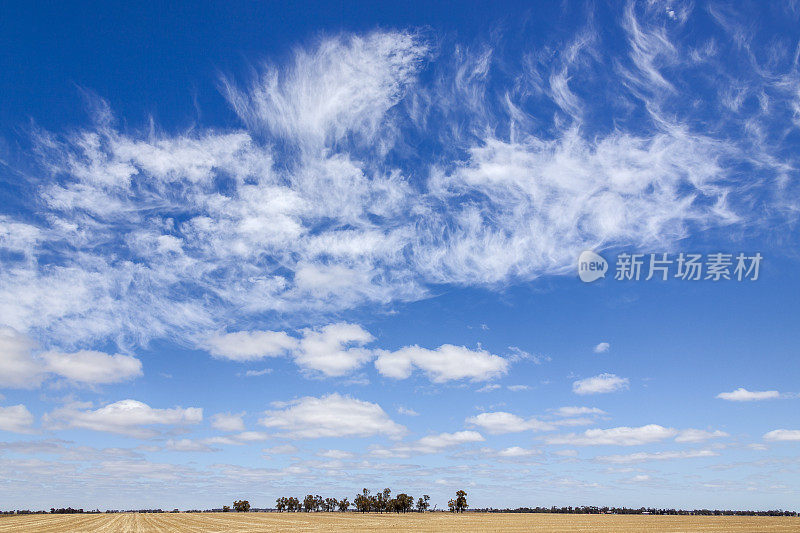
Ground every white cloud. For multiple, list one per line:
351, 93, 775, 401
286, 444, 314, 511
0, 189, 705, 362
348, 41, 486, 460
41, 350, 142, 385
242, 369, 271, 377
0, 404, 35, 434
206, 331, 297, 361
593, 342, 610, 353
222, 31, 427, 148
554, 449, 579, 457
166, 439, 215, 452
397, 406, 419, 416
316, 449, 353, 460
597, 449, 719, 464
572, 373, 629, 395
413, 431, 485, 453
545, 425, 677, 446
716, 388, 780, 401
207, 324, 515, 384
292, 323, 374, 377
235, 431, 270, 442
375, 344, 509, 383
674, 429, 728, 443
466, 411, 555, 434
764, 429, 800, 442
0, 25, 767, 362
0, 327, 142, 388
263, 444, 299, 455
496, 446, 541, 458
44, 400, 202, 438
551, 406, 606, 417
372, 431, 484, 457
211, 412, 246, 432
507, 385, 530, 392
0, 327, 44, 388
259, 393, 405, 439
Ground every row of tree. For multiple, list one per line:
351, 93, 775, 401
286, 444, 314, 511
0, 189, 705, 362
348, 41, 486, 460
486, 506, 800, 516
273, 489, 458, 513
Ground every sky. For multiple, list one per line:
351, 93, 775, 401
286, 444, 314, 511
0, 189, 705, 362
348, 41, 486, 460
1, 0, 800, 512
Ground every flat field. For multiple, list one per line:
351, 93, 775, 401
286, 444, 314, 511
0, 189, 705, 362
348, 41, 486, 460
1, 512, 799, 532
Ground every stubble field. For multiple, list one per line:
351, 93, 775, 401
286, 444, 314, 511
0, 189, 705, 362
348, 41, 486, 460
1, 512, 799, 532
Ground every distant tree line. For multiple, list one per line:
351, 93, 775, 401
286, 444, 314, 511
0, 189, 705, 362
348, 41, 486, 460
274, 489, 436, 513
480, 506, 799, 516
4, 499, 798, 517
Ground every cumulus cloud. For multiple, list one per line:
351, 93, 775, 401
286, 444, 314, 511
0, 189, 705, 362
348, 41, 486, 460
206, 323, 514, 383
545, 425, 677, 446
593, 342, 610, 353
496, 446, 541, 458
0, 405, 35, 434
763, 429, 800, 442
466, 411, 555, 434
716, 388, 780, 401
211, 412, 246, 432
597, 449, 719, 464
292, 323, 374, 377
572, 373, 629, 395
165, 439, 216, 452
206, 323, 373, 376
0, 327, 44, 388
371, 431, 484, 458
375, 344, 509, 382
551, 406, 607, 417
44, 400, 202, 438
206, 331, 298, 361
41, 350, 142, 384
674, 429, 728, 443
0, 327, 142, 388
259, 393, 405, 439
263, 444, 299, 455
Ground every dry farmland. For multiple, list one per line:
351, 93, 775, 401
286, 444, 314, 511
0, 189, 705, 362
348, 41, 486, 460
1, 513, 800, 532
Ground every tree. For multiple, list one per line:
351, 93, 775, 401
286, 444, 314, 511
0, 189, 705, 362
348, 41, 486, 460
396, 493, 414, 513
275, 498, 286, 512
448, 499, 456, 513
288, 497, 300, 512
376, 488, 391, 513
455, 490, 468, 513
232, 500, 250, 512
314, 495, 324, 512
416, 495, 430, 512
355, 488, 371, 513
338, 497, 350, 512
222, 506, 230, 513
324, 498, 338, 512
303, 495, 315, 512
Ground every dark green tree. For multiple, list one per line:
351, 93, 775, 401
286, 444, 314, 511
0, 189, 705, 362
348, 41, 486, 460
416, 495, 430, 512
455, 490, 468, 513
303, 494, 315, 512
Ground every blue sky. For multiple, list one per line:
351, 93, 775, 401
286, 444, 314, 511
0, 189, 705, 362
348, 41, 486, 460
1, 0, 800, 511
